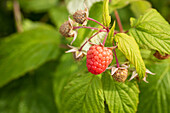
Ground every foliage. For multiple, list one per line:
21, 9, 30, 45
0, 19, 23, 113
129, 9, 170, 54
138, 59, 170, 113
0, 0, 169, 113
115, 33, 146, 79
102, 73, 139, 113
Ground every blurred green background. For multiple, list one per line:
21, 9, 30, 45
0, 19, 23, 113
0, 0, 169, 38
0, 0, 169, 113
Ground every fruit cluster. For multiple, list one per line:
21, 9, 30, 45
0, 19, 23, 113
59, 3, 153, 83
59, 4, 88, 45
59, 4, 130, 82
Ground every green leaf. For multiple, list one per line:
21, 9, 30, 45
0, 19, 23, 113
130, 1, 151, 18
73, 28, 91, 47
0, 1, 15, 38
74, 30, 106, 51
62, 73, 104, 113
18, 0, 58, 13
111, 49, 127, 65
103, 0, 111, 27
0, 62, 58, 113
53, 54, 80, 111
91, 32, 107, 45
110, 0, 142, 11
138, 61, 170, 113
115, 33, 146, 79
88, 2, 103, 27
66, 0, 102, 14
49, 5, 69, 28
0, 28, 60, 87
105, 103, 110, 113
140, 49, 153, 60
129, 9, 170, 54
106, 21, 115, 46
102, 72, 139, 113
22, 19, 54, 31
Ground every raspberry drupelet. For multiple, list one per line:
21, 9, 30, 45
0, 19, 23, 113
86, 45, 113, 75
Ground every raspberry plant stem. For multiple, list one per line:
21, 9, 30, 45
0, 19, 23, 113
113, 11, 123, 67
113, 42, 119, 68
73, 26, 107, 32
124, 30, 129, 33
13, 0, 23, 32
114, 10, 123, 32
102, 32, 109, 46
87, 17, 107, 29
113, 49, 119, 68
79, 31, 100, 51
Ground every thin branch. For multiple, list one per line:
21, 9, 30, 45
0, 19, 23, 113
102, 32, 109, 46
73, 26, 107, 32
124, 30, 128, 33
79, 31, 100, 51
87, 17, 106, 29
114, 10, 123, 32
113, 49, 119, 68
13, 0, 23, 32
113, 42, 119, 68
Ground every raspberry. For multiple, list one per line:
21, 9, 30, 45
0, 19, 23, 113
73, 52, 85, 61
113, 69, 128, 82
73, 10, 87, 25
86, 45, 113, 75
59, 21, 73, 37
153, 51, 170, 60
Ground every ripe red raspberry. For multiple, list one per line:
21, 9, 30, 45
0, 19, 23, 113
86, 45, 113, 75
113, 69, 128, 82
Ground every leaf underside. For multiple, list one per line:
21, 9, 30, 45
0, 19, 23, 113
103, 0, 111, 27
